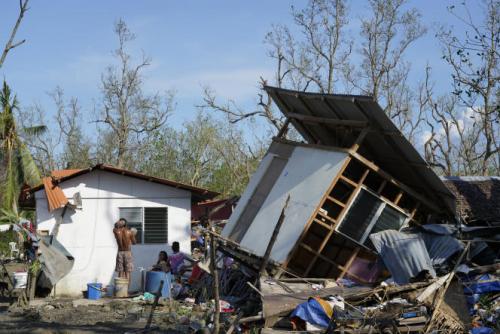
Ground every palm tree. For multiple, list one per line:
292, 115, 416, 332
0, 81, 46, 213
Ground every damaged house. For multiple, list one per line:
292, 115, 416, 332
221, 87, 457, 282
25, 164, 218, 296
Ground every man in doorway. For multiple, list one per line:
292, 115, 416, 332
113, 218, 136, 281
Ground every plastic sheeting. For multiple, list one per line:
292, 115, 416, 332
38, 236, 74, 286
291, 297, 333, 328
370, 230, 436, 284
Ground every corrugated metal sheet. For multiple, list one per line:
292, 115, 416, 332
264, 86, 455, 213
51, 169, 83, 179
418, 224, 464, 266
42, 177, 69, 212
421, 233, 464, 266
370, 230, 436, 284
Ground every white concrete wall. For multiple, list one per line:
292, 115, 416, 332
35, 170, 191, 296
223, 145, 348, 263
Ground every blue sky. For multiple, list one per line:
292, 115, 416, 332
0, 0, 483, 132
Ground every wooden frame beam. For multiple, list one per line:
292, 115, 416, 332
285, 112, 369, 129
349, 151, 442, 213
350, 127, 371, 152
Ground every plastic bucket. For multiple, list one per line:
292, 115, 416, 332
114, 277, 129, 298
145, 271, 171, 298
87, 283, 102, 300
13, 272, 28, 289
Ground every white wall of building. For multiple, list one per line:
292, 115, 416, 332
35, 170, 192, 296
223, 145, 348, 263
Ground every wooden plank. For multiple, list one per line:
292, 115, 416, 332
340, 175, 358, 187
394, 191, 404, 205
377, 179, 387, 194
326, 196, 346, 208
257, 196, 291, 279
338, 247, 360, 279
312, 218, 333, 231
316, 210, 337, 224
350, 127, 371, 152
276, 118, 290, 139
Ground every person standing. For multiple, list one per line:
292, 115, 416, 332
113, 218, 136, 282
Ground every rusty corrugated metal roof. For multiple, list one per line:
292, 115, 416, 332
31, 164, 219, 202
42, 177, 69, 212
51, 169, 83, 179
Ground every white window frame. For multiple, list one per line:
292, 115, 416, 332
118, 207, 168, 245
335, 186, 410, 248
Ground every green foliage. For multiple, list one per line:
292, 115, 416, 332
137, 112, 264, 196
0, 81, 45, 212
29, 259, 41, 274
0, 228, 16, 258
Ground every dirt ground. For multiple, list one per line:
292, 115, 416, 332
0, 261, 209, 333
0, 296, 206, 334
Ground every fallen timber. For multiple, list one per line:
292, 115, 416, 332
261, 278, 436, 328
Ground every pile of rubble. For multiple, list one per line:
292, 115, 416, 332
186, 220, 500, 334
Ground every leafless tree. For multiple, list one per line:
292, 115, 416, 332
17, 102, 59, 175
267, 0, 352, 93
95, 19, 174, 168
422, 64, 499, 176
51, 88, 93, 169
349, 0, 426, 121
17, 87, 92, 174
0, 0, 30, 69
422, 67, 462, 175
200, 78, 283, 132
437, 0, 499, 175
201, 0, 351, 134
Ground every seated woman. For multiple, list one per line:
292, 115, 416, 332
152, 251, 171, 272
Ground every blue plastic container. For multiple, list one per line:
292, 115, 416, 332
145, 271, 171, 298
87, 283, 102, 300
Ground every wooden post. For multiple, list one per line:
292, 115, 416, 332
257, 195, 290, 280
210, 227, 220, 334
28, 271, 36, 301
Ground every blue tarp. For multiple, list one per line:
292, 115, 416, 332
291, 298, 331, 328
464, 274, 500, 295
470, 327, 495, 334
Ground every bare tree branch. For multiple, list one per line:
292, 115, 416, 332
0, 0, 29, 69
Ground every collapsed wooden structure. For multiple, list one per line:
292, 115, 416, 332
221, 87, 456, 282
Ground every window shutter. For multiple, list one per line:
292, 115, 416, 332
144, 207, 168, 244
337, 189, 382, 243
